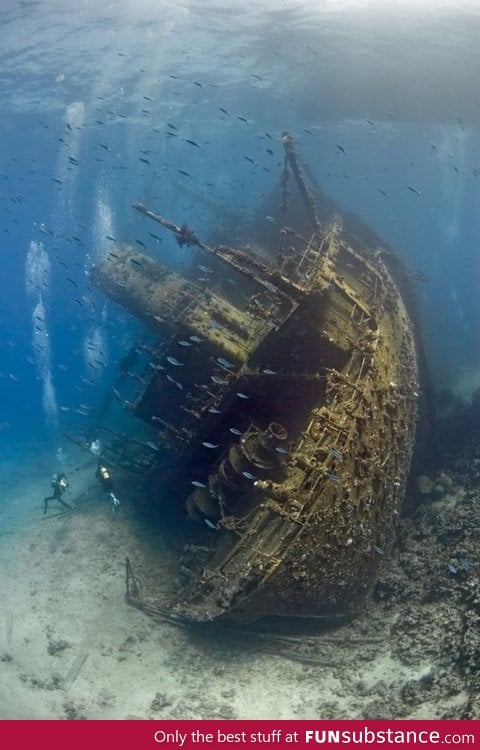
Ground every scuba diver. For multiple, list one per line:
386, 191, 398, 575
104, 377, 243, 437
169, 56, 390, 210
95, 462, 120, 513
43, 473, 71, 515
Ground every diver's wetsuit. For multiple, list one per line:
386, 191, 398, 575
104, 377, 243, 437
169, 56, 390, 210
43, 474, 71, 514
95, 464, 120, 512
96, 464, 113, 492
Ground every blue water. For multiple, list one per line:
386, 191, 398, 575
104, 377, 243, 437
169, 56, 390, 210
1, 0, 479, 455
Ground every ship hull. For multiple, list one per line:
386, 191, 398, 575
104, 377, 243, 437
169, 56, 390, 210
170, 248, 417, 623
89, 133, 418, 625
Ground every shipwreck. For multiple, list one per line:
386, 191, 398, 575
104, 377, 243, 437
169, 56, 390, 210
86, 132, 418, 625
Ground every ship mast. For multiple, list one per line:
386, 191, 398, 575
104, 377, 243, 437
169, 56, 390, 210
281, 130, 321, 233
132, 133, 325, 298
132, 203, 306, 301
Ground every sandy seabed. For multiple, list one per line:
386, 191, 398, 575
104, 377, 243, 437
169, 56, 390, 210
0, 443, 479, 720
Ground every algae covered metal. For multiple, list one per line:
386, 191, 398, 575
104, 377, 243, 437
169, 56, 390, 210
90, 132, 418, 624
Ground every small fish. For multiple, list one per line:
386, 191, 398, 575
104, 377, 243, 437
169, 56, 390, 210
167, 122, 177, 130
185, 139, 201, 148
330, 449, 343, 460
327, 474, 340, 481
208, 407, 221, 414
262, 368, 276, 375
130, 257, 144, 266
193, 81, 203, 88
407, 184, 421, 195
236, 392, 249, 399
166, 356, 183, 366
237, 116, 248, 123
242, 471, 255, 480
210, 375, 224, 385
229, 427, 242, 436
265, 215, 276, 224
336, 144, 347, 154
148, 232, 163, 242
147, 441, 160, 451
204, 518, 219, 529
198, 264, 212, 273
178, 169, 192, 178
447, 563, 457, 575
139, 157, 150, 165
59, 406, 70, 412
460, 559, 470, 573
373, 544, 384, 555
264, 281, 278, 293
219, 107, 230, 115
66, 277, 78, 287
178, 340, 192, 347
191, 480, 206, 488
148, 362, 163, 371
217, 357, 233, 368
175, 381, 183, 390
106, 235, 116, 242
275, 446, 288, 454
244, 155, 256, 166
166, 374, 175, 383
189, 335, 203, 343
202, 442, 218, 449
